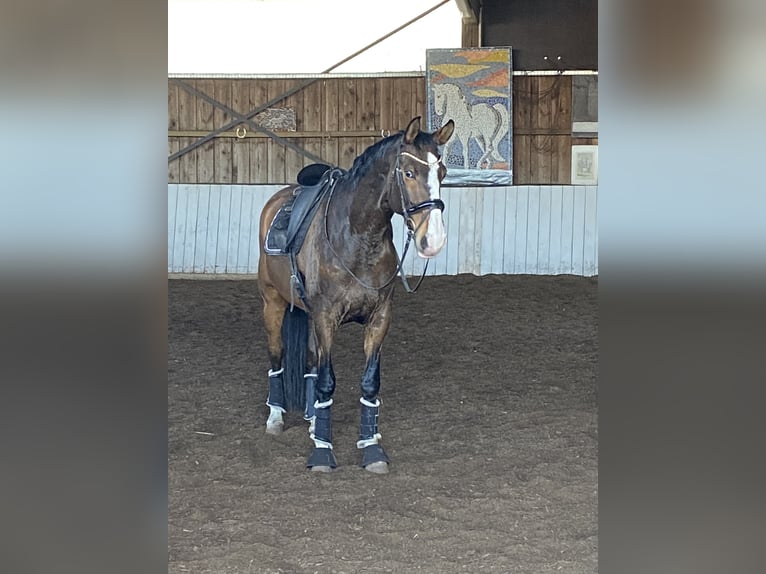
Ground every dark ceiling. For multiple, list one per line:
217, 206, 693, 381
467, 0, 597, 71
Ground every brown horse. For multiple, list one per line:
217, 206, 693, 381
257, 116, 454, 473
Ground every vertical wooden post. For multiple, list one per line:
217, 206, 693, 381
461, 19, 480, 48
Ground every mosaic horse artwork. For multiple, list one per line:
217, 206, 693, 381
257, 116, 455, 473
432, 82, 509, 170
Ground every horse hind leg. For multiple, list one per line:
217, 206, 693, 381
266, 377, 285, 435
262, 288, 288, 435
476, 136, 492, 169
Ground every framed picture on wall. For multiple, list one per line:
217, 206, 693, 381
571, 145, 598, 185
572, 75, 598, 137
426, 47, 513, 185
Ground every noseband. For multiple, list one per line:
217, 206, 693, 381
395, 151, 445, 229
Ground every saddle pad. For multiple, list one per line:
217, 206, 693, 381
264, 202, 292, 255
264, 170, 339, 256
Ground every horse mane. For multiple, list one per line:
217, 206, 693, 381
345, 128, 438, 189
345, 132, 403, 188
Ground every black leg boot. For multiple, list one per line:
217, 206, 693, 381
303, 369, 317, 421
265, 368, 285, 434
266, 368, 285, 410
357, 398, 389, 471
306, 399, 337, 471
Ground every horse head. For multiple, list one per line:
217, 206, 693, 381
394, 116, 454, 259
433, 84, 448, 117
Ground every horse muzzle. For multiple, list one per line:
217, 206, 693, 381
412, 210, 447, 259
416, 235, 447, 259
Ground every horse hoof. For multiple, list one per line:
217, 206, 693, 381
265, 422, 283, 435
364, 461, 389, 474
310, 465, 333, 473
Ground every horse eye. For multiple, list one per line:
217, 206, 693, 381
405, 170, 414, 179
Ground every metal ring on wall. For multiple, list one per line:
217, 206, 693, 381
380, 129, 391, 138
235, 126, 247, 139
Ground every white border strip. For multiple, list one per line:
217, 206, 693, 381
168, 72, 426, 79
168, 70, 598, 80
573, 121, 599, 134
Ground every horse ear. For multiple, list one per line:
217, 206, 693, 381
434, 120, 454, 146
403, 116, 421, 144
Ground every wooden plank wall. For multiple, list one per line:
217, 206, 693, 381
513, 75, 571, 184
169, 75, 592, 185
168, 184, 598, 276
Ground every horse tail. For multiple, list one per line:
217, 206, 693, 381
492, 103, 510, 141
281, 306, 308, 411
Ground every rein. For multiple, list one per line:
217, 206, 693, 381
323, 148, 444, 293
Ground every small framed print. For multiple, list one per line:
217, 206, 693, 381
571, 145, 598, 185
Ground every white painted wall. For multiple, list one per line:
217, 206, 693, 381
168, 184, 598, 276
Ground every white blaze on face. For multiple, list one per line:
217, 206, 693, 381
422, 151, 447, 256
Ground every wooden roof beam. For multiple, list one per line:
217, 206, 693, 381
454, 0, 478, 23
455, 0, 480, 46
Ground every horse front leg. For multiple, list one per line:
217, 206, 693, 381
305, 314, 338, 472
358, 302, 393, 474
460, 135, 471, 169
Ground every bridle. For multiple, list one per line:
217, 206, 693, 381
323, 143, 446, 293
395, 151, 445, 232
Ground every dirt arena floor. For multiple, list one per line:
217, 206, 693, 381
168, 274, 598, 573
